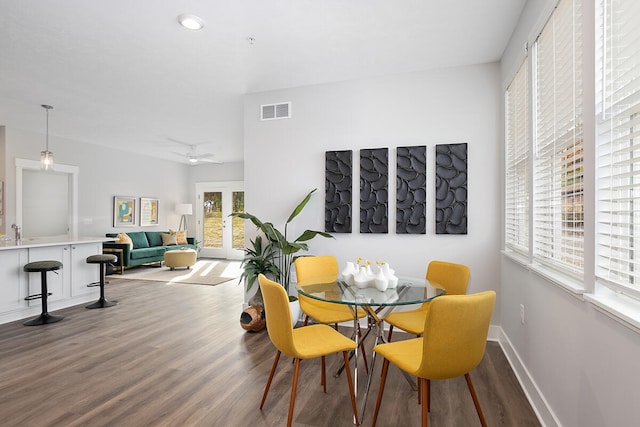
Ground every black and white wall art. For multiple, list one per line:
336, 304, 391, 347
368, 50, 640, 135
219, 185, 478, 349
325, 150, 353, 233
360, 148, 388, 233
396, 146, 426, 234
435, 143, 468, 234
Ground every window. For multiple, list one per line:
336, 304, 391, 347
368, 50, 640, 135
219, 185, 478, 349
505, 60, 530, 256
532, 0, 584, 278
596, 0, 640, 299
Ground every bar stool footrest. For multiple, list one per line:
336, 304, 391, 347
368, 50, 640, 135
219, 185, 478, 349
24, 293, 52, 301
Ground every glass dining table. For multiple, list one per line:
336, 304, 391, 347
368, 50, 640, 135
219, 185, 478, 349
296, 276, 445, 425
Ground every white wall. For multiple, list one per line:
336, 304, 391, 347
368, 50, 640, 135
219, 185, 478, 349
243, 63, 502, 312
3, 127, 192, 236
0, 126, 6, 231
500, 0, 640, 426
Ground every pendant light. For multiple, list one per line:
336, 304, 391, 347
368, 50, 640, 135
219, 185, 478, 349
40, 104, 54, 171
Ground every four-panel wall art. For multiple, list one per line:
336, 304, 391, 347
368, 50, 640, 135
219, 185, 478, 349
325, 143, 467, 235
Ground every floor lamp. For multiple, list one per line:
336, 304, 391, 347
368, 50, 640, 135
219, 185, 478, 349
176, 203, 193, 233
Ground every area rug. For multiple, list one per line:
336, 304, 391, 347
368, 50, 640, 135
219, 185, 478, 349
117, 259, 242, 286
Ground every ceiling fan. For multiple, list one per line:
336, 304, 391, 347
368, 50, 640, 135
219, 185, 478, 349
167, 138, 222, 165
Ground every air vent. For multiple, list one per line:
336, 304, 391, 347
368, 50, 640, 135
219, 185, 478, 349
261, 102, 291, 120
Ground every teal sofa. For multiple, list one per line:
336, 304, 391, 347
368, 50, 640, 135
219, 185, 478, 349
103, 231, 196, 268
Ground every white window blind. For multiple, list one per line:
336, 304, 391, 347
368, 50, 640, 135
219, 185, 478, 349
533, 0, 584, 277
505, 60, 530, 255
596, 0, 640, 298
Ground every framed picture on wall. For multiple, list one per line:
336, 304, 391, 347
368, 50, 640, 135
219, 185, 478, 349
113, 196, 136, 227
140, 197, 159, 226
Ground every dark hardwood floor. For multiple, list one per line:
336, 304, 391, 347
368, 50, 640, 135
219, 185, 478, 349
0, 277, 540, 427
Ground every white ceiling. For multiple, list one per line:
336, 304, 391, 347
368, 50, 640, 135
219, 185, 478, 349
0, 0, 525, 165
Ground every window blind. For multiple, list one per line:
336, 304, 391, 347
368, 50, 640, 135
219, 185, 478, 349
596, 0, 640, 298
505, 60, 530, 255
533, 0, 584, 277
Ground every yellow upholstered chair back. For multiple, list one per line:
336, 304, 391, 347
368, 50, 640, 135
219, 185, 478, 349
295, 255, 338, 284
426, 260, 470, 296
258, 274, 297, 357
295, 255, 340, 316
418, 291, 496, 380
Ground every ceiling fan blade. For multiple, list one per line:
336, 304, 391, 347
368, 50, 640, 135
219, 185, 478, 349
192, 153, 214, 159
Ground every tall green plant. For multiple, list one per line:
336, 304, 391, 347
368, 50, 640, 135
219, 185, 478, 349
232, 188, 334, 295
238, 235, 280, 292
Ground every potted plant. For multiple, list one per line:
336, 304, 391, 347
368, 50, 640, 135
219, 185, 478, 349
238, 235, 280, 305
233, 188, 334, 300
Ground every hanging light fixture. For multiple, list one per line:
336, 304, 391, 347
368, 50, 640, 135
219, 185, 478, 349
40, 104, 54, 171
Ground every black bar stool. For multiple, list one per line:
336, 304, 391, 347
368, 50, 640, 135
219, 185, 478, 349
23, 260, 64, 326
85, 254, 118, 309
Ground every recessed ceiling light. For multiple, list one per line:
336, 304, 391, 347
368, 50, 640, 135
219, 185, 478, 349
177, 14, 204, 31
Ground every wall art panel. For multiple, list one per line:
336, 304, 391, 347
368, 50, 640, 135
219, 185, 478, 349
360, 148, 388, 233
435, 143, 467, 234
325, 150, 352, 233
396, 146, 426, 234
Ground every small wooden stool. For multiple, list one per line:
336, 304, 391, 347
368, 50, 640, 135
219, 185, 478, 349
23, 260, 64, 326
85, 254, 118, 309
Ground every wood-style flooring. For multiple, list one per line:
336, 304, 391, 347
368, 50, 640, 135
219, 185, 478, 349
0, 277, 541, 426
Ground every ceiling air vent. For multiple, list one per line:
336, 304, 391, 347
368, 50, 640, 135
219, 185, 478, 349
261, 102, 291, 120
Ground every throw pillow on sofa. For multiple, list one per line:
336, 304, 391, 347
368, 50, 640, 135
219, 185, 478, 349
116, 232, 133, 250
169, 229, 188, 245
161, 233, 177, 246
145, 231, 164, 247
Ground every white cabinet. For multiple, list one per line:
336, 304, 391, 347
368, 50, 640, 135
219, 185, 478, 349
0, 249, 28, 313
70, 243, 100, 298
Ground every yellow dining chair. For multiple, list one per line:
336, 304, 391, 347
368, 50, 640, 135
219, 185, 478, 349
371, 291, 496, 427
258, 274, 359, 427
384, 260, 470, 341
295, 255, 369, 371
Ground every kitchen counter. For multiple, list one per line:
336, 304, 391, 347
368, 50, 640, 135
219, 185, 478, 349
0, 236, 113, 250
0, 236, 114, 324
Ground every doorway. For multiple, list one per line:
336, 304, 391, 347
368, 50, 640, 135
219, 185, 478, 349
195, 182, 244, 260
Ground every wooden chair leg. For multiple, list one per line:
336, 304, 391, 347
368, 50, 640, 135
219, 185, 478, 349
342, 351, 359, 425
387, 325, 394, 342
260, 350, 281, 410
465, 373, 487, 427
420, 378, 428, 427
418, 378, 431, 405
303, 315, 309, 326
321, 356, 326, 392
372, 358, 390, 427
287, 359, 301, 427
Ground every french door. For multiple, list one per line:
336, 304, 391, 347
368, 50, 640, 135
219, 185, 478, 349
195, 181, 244, 260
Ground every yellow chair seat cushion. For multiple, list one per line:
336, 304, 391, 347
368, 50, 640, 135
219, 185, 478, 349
384, 306, 430, 336
299, 294, 367, 324
291, 324, 357, 359
374, 337, 423, 377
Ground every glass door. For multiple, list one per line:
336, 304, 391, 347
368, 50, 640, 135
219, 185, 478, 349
195, 182, 244, 260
